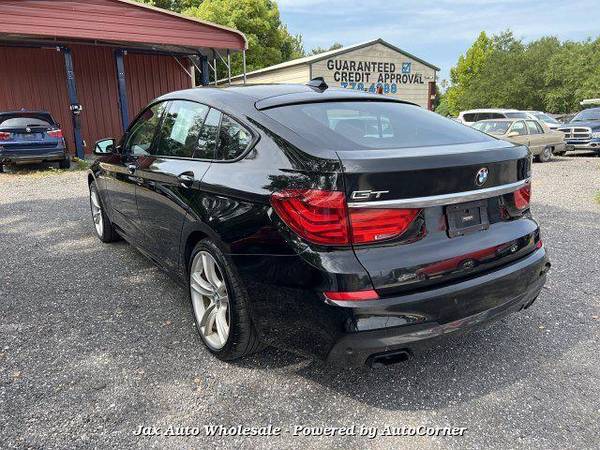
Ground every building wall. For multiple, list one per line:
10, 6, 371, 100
310, 42, 437, 108
0, 44, 192, 155
232, 65, 310, 85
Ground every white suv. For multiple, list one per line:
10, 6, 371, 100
457, 109, 532, 126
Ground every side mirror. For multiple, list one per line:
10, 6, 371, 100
507, 131, 519, 138
94, 138, 115, 155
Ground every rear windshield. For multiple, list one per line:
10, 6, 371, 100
472, 121, 511, 135
0, 113, 55, 129
263, 102, 493, 150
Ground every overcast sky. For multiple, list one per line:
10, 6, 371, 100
278, 0, 599, 82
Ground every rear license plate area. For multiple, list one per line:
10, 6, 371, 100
446, 199, 489, 238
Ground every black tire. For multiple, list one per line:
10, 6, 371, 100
538, 146, 552, 163
189, 239, 262, 361
59, 155, 71, 169
89, 181, 118, 243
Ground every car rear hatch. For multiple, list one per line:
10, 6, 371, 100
0, 113, 61, 151
338, 142, 537, 295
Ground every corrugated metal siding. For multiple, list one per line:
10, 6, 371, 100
71, 44, 122, 149
0, 46, 75, 150
0, 0, 245, 50
0, 44, 192, 155
124, 52, 192, 121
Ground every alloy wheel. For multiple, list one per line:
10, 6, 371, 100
190, 251, 230, 350
90, 190, 104, 237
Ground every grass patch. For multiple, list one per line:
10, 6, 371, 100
595, 191, 600, 205
2, 158, 91, 178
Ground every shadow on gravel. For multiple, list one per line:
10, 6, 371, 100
2, 191, 599, 430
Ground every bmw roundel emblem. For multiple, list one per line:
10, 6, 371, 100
475, 167, 489, 187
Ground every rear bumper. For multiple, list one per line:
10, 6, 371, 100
0, 148, 67, 164
327, 248, 549, 366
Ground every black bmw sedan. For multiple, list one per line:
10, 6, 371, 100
88, 82, 550, 367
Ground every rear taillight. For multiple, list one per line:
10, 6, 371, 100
349, 208, 421, 244
270, 189, 350, 245
270, 189, 421, 246
47, 129, 63, 139
0, 131, 10, 140
514, 184, 531, 210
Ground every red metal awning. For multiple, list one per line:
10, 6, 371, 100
0, 0, 247, 52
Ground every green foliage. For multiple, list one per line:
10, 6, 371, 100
135, 0, 202, 13
184, 0, 305, 77
309, 42, 343, 56
446, 30, 600, 115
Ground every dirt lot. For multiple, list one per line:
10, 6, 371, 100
1, 156, 599, 449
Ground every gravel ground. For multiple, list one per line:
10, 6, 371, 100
1, 156, 599, 449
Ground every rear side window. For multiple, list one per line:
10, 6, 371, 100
505, 112, 529, 119
155, 100, 209, 158
217, 115, 252, 160
264, 102, 493, 150
526, 121, 543, 135
0, 113, 54, 129
195, 108, 221, 159
462, 113, 478, 122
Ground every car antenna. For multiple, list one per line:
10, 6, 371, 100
306, 77, 328, 91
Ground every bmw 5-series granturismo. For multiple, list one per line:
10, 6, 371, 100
88, 80, 550, 367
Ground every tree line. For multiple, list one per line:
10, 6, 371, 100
135, 0, 341, 79
438, 31, 600, 116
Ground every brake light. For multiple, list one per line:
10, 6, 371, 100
270, 189, 350, 245
349, 208, 421, 244
0, 131, 10, 140
47, 129, 63, 139
270, 189, 421, 246
514, 184, 531, 210
324, 289, 379, 301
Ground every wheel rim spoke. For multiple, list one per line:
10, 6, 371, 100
190, 251, 231, 350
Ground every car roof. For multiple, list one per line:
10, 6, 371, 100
460, 108, 521, 114
475, 118, 525, 122
157, 84, 418, 111
0, 110, 52, 115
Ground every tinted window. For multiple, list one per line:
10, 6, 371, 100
195, 108, 221, 159
0, 113, 54, 129
217, 115, 252, 160
126, 102, 167, 156
265, 102, 493, 151
155, 101, 209, 158
462, 113, 478, 122
509, 121, 528, 136
526, 120, 543, 135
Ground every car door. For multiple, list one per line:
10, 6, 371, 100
507, 120, 529, 147
135, 100, 215, 275
526, 120, 544, 155
102, 102, 167, 240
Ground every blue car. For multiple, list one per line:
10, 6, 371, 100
558, 107, 600, 154
0, 111, 70, 172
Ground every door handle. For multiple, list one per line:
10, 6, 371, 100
177, 172, 195, 188
127, 163, 137, 174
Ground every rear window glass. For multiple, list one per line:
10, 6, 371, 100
264, 102, 493, 150
472, 121, 511, 134
0, 113, 54, 129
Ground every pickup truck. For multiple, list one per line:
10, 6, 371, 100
558, 107, 600, 154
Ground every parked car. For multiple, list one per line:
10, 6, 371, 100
457, 109, 531, 126
88, 83, 549, 367
473, 118, 566, 161
0, 111, 70, 172
524, 110, 563, 130
557, 107, 600, 153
